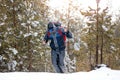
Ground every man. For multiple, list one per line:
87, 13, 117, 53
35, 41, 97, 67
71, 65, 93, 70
43, 22, 72, 73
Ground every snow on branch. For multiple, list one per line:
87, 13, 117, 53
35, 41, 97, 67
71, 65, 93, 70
9, 48, 18, 55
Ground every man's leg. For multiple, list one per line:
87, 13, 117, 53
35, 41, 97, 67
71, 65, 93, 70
58, 50, 66, 73
51, 50, 61, 73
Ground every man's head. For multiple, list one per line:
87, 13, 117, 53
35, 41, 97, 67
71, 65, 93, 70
48, 21, 61, 30
48, 22, 53, 29
54, 21, 61, 27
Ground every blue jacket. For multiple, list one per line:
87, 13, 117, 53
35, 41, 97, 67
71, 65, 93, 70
44, 27, 72, 51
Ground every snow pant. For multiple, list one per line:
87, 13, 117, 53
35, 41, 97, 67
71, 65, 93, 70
51, 49, 66, 73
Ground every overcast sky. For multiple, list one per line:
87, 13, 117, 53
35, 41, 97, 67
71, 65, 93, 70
49, 0, 120, 12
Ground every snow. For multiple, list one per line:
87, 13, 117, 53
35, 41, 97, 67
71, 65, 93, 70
0, 23, 5, 26
24, 32, 38, 38
31, 21, 39, 27
74, 42, 80, 51
0, 55, 2, 61
10, 0, 13, 3
0, 42, 1, 47
9, 48, 18, 55
24, 33, 32, 38
7, 60, 17, 71
21, 23, 26, 26
0, 67, 120, 80
18, 15, 22, 21
33, 32, 38, 37
102, 25, 108, 31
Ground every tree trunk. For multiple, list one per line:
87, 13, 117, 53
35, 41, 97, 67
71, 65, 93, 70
100, 31, 103, 64
96, 2, 99, 65
13, 2, 17, 48
27, 26, 32, 71
100, 15, 104, 64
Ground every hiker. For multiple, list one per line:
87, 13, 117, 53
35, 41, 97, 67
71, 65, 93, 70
43, 22, 72, 73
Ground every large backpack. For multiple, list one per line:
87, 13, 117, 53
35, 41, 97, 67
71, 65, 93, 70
47, 23, 66, 48
47, 27, 66, 40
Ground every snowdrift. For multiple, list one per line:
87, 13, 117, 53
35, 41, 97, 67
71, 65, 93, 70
0, 67, 120, 80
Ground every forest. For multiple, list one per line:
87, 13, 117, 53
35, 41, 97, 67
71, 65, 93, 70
0, 0, 120, 72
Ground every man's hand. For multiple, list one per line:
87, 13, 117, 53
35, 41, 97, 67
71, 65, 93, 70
43, 41, 46, 45
64, 27, 68, 32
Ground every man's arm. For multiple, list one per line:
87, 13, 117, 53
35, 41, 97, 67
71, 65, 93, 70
43, 32, 49, 44
64, 27, 72, 38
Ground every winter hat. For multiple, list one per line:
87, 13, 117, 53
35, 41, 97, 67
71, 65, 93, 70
54, 21, 61, 27
48, 22, 53, 29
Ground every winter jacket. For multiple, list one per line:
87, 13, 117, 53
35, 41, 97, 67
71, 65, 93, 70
44, 26, 72, 51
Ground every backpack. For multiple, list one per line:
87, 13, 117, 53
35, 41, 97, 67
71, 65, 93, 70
47, 26, 66, 42
47, 23, 66, 48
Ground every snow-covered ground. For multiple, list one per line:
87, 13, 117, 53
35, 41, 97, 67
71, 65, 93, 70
0, 66, 120, 80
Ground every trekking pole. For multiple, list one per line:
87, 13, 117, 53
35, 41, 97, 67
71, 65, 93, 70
42, 41, 47, 72
67, 0, 71, 55
44, 46, 47, 72
41, 37, 47, 72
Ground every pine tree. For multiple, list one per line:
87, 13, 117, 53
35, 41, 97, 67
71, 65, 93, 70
0, 0, 49, 72
80, 6, 116, 69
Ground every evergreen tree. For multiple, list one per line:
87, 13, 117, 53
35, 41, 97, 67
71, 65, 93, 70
0, 0, 49, 72
80, 6, 115, 69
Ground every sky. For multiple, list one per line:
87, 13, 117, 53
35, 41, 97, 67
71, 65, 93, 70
0, 65, 120, 80
48, 0, 120, 22
49, 0, 120, 13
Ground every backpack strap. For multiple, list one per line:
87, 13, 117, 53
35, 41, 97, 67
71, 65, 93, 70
47, 31, 50, 37
58, 28, 66, 42
58, 29, 62, 35
47, 27, 66, 42
52, 23, 59, 49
